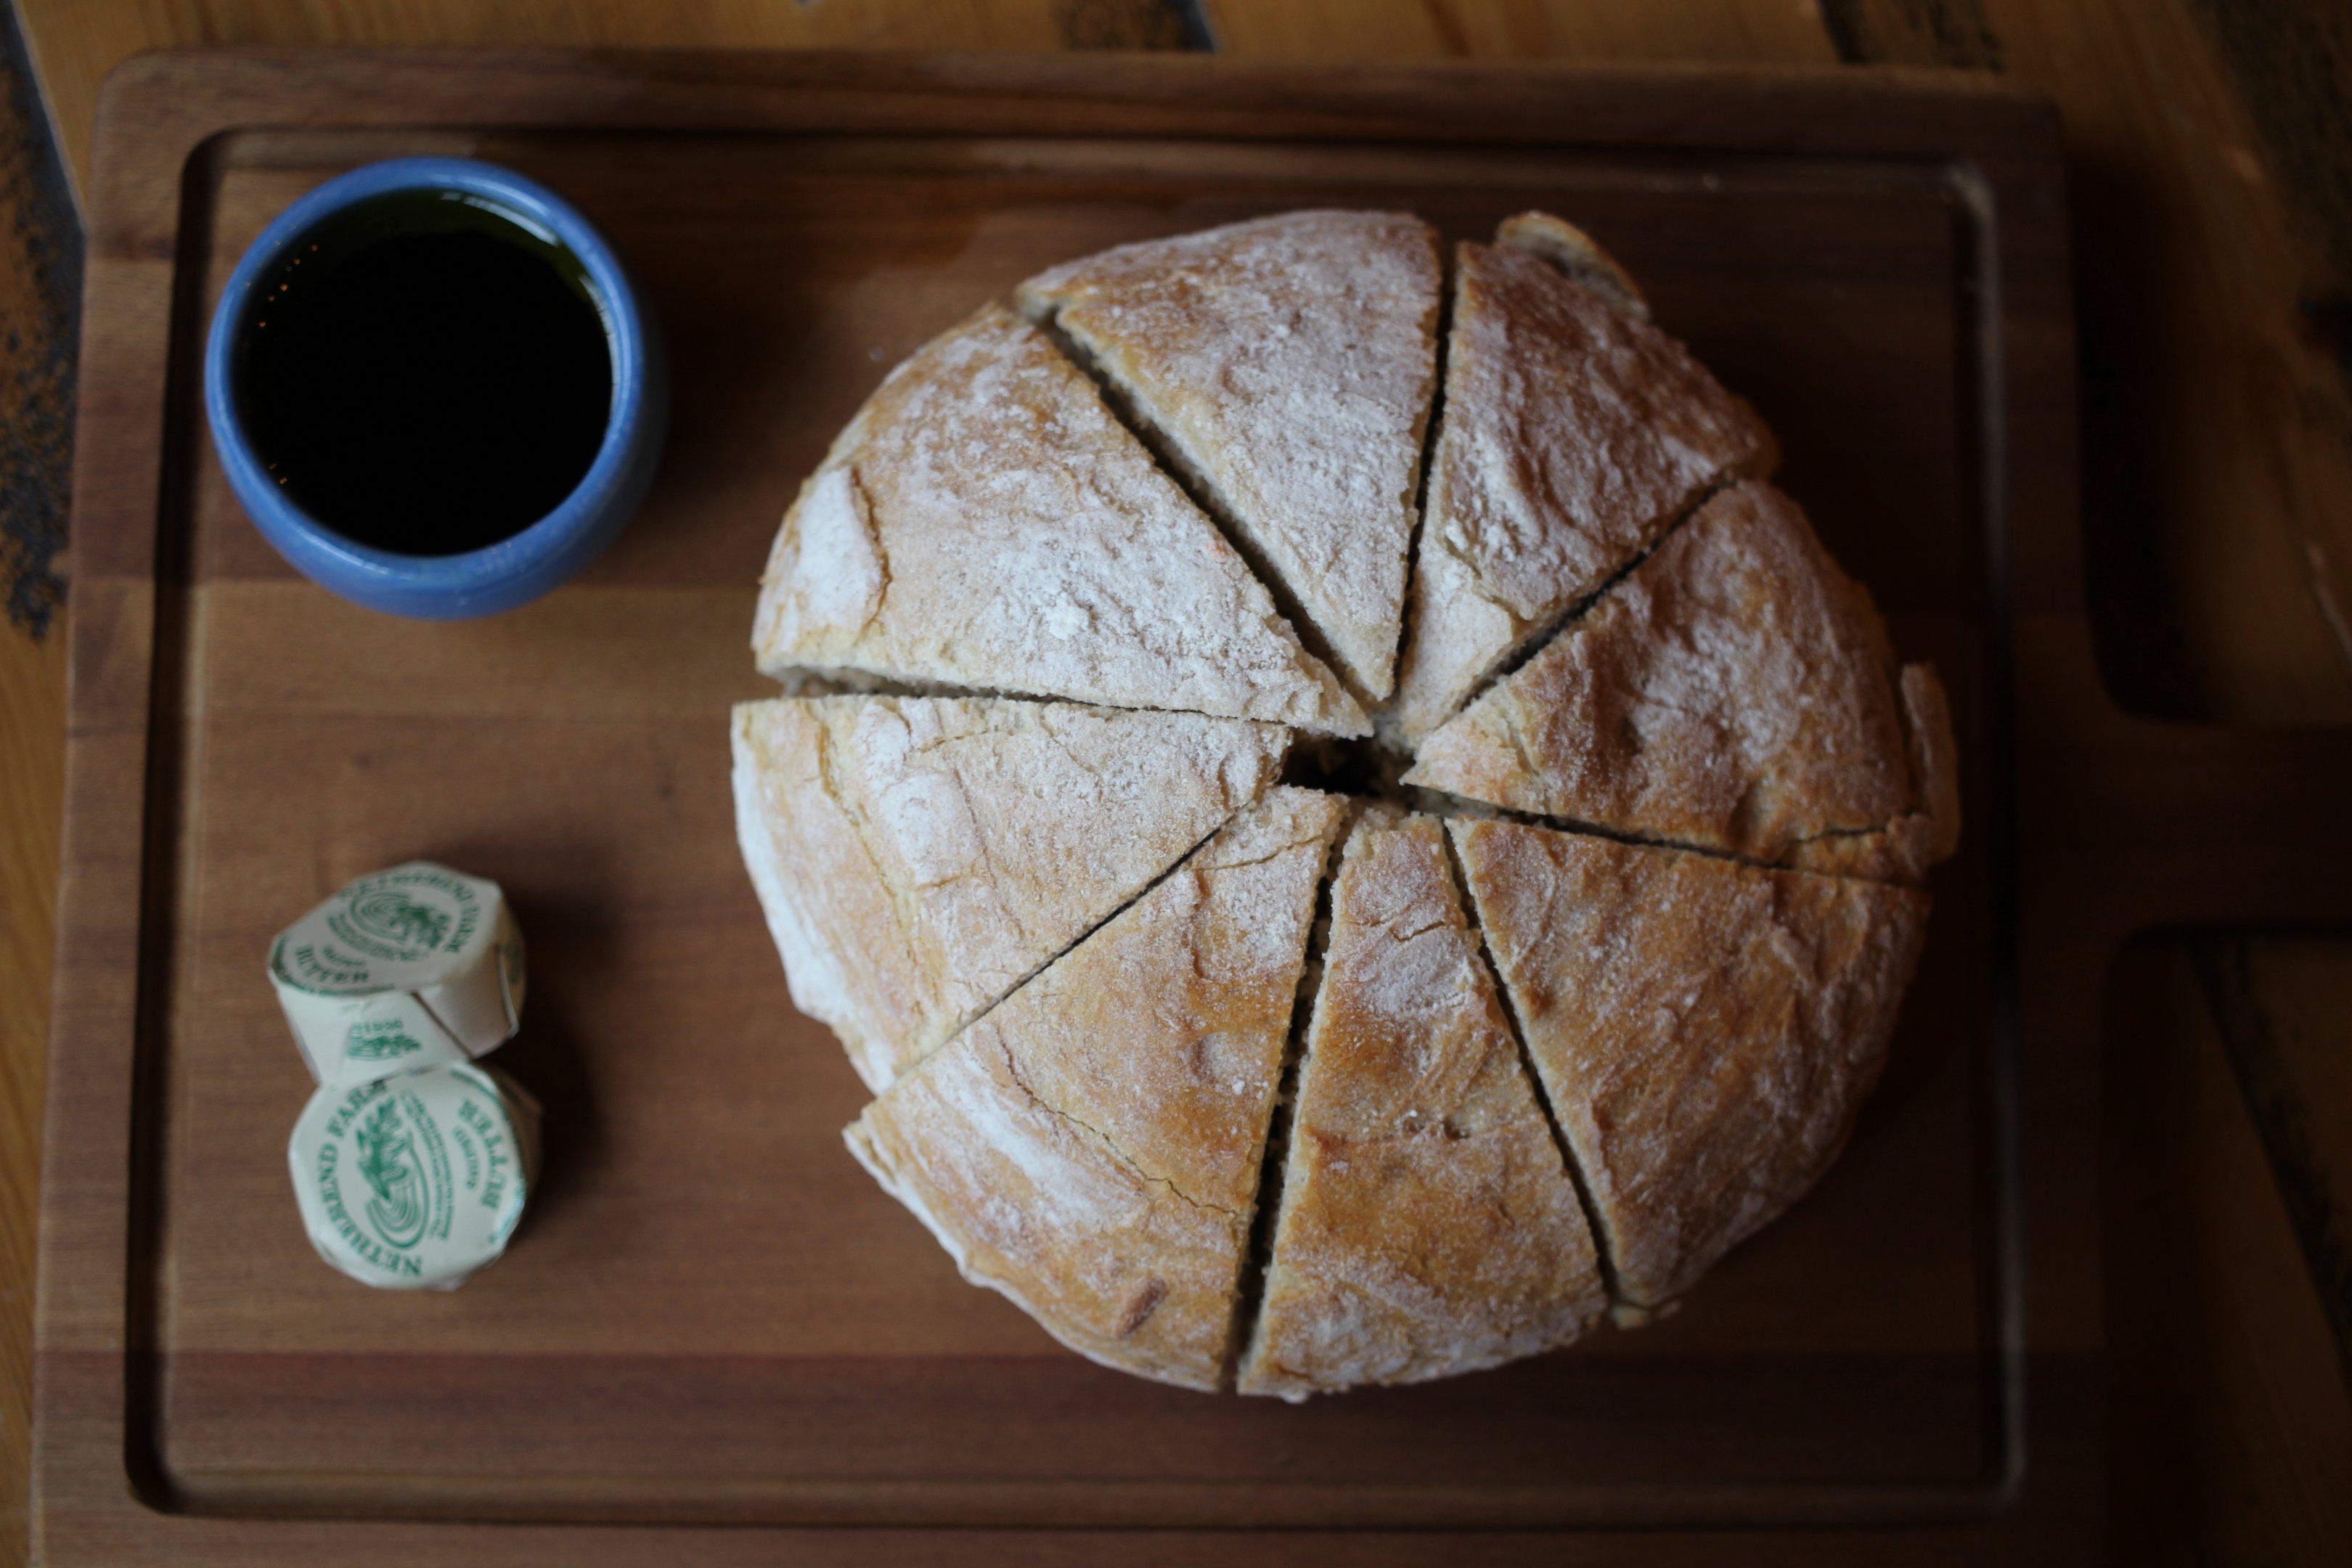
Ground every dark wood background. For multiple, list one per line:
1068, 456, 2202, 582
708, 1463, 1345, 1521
3, 3, 2349, 1564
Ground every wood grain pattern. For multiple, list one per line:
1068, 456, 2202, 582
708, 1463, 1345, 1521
26, 48, 2102, 1564
4, 12, 2351, 1568
1829, 8, 2352, 1561
0, 7, 75, 1563
1196, 0, 1837, 64
2105, 943, 2352, 1564
1838, 0, 2352, 722
2188, 937, 2352, 1381
11, 0, 1873, 203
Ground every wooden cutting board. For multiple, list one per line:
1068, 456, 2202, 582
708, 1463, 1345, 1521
39, 46, 2347, 1565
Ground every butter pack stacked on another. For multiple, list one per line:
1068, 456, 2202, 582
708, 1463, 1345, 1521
269, 861, 526, 1087
270, 860, 542, 1291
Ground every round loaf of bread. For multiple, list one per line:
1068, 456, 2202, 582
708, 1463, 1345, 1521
735, 210, 1959, 1399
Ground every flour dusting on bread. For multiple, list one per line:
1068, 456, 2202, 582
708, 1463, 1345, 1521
1020, 211, 1441, 701
754, 306, 1366, 735
749, 209, 1957, 1395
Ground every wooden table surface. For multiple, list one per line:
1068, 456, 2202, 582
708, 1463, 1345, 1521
2, 2, 2348, 1562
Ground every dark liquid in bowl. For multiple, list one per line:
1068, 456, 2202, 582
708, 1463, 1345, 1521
232, 189, 614, 557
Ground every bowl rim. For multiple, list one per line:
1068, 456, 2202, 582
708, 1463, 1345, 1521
200, 155, 653, 600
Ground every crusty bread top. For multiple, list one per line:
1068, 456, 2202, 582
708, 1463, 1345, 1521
1494, 212, 1649, 320
1391, 226, 1777, 742
752, 305, 1367, 736
1785, 662, 1964, 883
1238, 812, 1605, 1400
1018, 211, 1442, 702
732, 695, 1289, 1092
844, 786, 1348, 1391
747, 208, 1956, 1394
1406, 481, 1946, 879
1447, 818, 1930, 1309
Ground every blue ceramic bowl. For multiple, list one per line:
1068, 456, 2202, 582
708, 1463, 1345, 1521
203, 158, 666, 619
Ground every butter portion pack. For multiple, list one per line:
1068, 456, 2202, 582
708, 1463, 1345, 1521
288, 1063, 541, 1291
269, 861, 526, 1086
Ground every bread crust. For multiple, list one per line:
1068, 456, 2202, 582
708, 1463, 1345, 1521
732, 695, 1290, 1091
1448, 818, 1930, 1309
1238, 813, 1606, 1399
748, 208, 1959, 1389
753, 305, 1366, 735
1018, 211, 1442, 701
1494, 211, 1649, 319
1392, 224, 1777, 743
1406, 481, 1953, 882
1786, 662, 1964, 882
846, 787, 1349, 1390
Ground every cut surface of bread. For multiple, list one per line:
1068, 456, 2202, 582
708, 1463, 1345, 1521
732, 695, 1291, 1092
1238, 811, 1606, 1400
1447, 818, 1930, 1310
844, 786, 1349, 1391
1406, 481, 1956, 883
1391, 225, 1776, 743
752, 304, 1367, 736
1017, 211, 1442, 702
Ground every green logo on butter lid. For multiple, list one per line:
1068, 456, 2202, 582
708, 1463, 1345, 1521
322, 870, 479, 965
347, 887, 452, 954
271, 862, 502, 1004
354, 1098, 430, 1250
346, 1019, 425, 1062
290, 1065, 535, 1290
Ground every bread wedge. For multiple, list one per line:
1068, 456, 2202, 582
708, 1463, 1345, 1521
1238, 811, 1606, 1399
1407, 481, 1957, 883
733, 695, 1289, 1092
1391, 220, 1776, 742
1447, 819, 1929, 1312
753, 305, 1366, 735
1018, 211, 1442, 701
845, 786, 1349, 1390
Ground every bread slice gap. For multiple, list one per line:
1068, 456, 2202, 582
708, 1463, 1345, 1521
1438, 814, 1625, 1307
1016, 212, 1443, 707
1236, 811, 1608, 1399
1406, 481, 1958, 886
1779, 661, 1963, 883
761, 666, 1096, 705
1446, 817, 1931, 1318
1378, 236, 1461, 755
733, 695, 1293, 1092
765, 663, 1354, 742
1021, 303, 1373, 716
1389, 216, 1778, 743
753, 304, 1367, 738
1406, 776, 1941, 900
1221, 800, 1350, 1391
844, 786, 1352, 1392
1440, 467, 1737, 721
